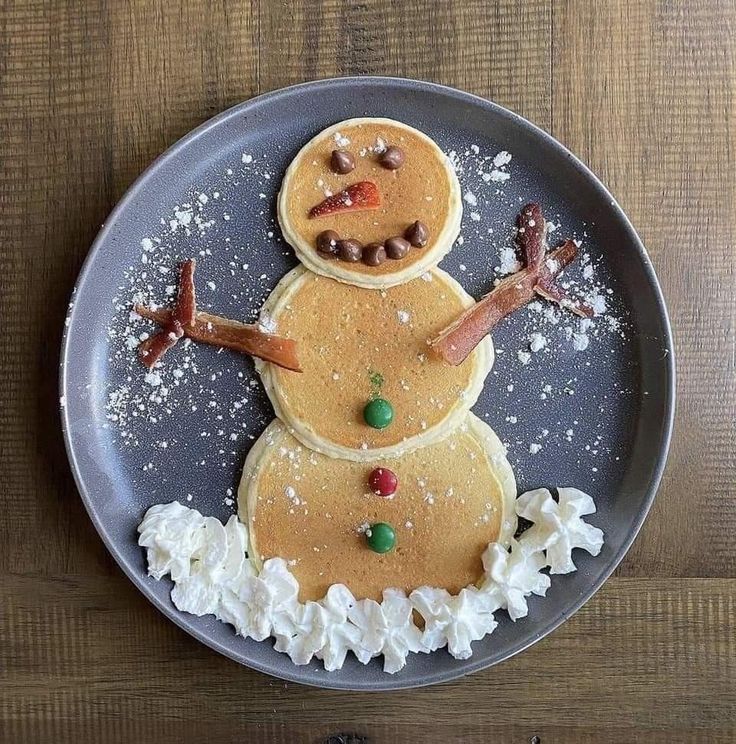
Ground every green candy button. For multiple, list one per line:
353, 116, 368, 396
366, 522, 396, 554
363, 397, 394, 429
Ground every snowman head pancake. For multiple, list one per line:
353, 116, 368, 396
277, 118, 462, 289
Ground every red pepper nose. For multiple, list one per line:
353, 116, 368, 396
308, 181, 381, 218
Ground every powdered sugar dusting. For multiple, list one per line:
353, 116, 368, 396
98, 149, 289, 493
497, 245, 521, 275
493, 151, 512, 168
445, 139, 631, 490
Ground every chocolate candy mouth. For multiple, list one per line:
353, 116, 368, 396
315, 221, 430, 267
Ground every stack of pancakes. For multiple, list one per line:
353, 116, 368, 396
239, 119, 517, 602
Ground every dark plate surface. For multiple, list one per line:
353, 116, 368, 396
60, 77, 674, 691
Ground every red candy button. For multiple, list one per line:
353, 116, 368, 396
368, 467, 398, 497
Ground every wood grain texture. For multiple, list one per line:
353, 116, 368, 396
1, 575, 734, 743
258, 0, 551, 126
552, 0, 736, 579
0, 0, 734, 740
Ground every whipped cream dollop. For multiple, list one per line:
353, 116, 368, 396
480, 539, 550, 620
514, 487, 604, 574
410, 585, 497, 659
138, 487, 604, 674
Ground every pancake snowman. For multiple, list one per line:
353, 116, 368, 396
242, 118, 516, 601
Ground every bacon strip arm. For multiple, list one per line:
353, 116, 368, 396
135, 305, 302, 373
429, 242, 577, 366
429, 201, 597, 366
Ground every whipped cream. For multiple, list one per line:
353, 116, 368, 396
480, 539, 550, 620
138, 487, 604, 673
515, 487, 604, 574
410, 585, 497, 659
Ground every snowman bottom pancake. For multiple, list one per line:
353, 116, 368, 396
238, 415, 516, 603
257, 266, 493, 461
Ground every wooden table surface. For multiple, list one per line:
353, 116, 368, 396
2, 1, 734, 742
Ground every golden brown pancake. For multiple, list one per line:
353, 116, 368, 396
239, 416, 516, 602
277, 118, 462, 288
257, 266, 493, 461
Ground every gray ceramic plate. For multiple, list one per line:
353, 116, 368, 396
60, 77, 674, 691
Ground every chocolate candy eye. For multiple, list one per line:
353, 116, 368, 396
379, 146, 405, 170
330, 149, 355, 174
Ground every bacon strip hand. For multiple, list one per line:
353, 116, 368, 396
135, 259, 301, 373
173, 259, 196, 328
136, 321, 184, 368
137, 258, 198, 370
429, 204, 593, 366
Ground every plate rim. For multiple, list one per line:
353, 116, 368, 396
59, 75, 676, 691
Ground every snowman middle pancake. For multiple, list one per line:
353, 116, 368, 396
239, 415, 516, 602
257, 266, 493, 461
